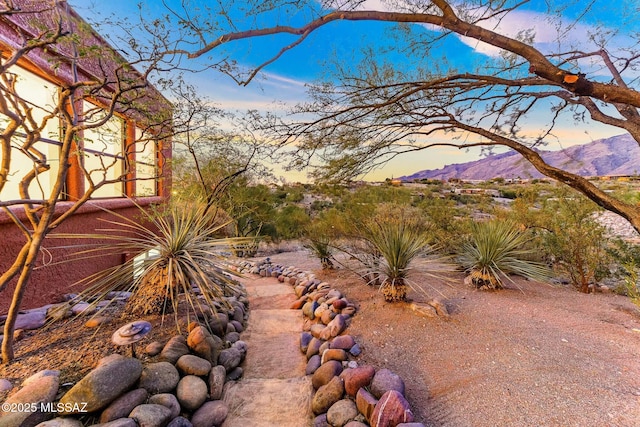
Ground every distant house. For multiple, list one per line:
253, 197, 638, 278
0, 2, 172, 312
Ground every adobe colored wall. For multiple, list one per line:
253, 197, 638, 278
0, 197, 163, 314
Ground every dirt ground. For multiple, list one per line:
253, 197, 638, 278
265, 250, 640, 427
2, 249, 640, 427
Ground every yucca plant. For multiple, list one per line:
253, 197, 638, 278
362, 219, 431, 302
304, 236, 335, 269
458, 220, 551, 290
49, 201, 251, 327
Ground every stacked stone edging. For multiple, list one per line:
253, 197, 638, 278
233, 258, 425, 427
0, 289, 249, 427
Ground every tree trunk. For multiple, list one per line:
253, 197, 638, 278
1, 231, 46, 363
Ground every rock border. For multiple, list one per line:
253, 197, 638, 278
233, 258, 425, 427
0, 288, 250, 427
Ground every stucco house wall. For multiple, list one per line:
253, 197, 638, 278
0, 2, 172, 312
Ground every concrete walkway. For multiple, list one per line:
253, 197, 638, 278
222, 275, 313, 427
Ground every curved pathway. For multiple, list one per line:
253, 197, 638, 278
222, 275, 313, 427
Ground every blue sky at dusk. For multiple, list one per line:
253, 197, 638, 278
69, 0, 635, 181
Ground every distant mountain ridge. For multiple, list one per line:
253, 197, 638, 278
400, 134, 640, 181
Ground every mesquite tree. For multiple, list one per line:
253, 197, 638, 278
152, 0, 640, 232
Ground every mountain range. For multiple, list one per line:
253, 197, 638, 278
400, 134, 640, 181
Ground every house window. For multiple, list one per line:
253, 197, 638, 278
0, 66, 60, 201
82, 103, 124, 198
134, 127, 157, 197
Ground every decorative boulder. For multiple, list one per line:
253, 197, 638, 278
138, 362, 180, 395
176, 355, 212, 376
370, 369, 405, 399
311, 376, 345, 415
191, 400, 229, 427
188, 326, 224, 364
356, 388, 378, 421
59, 355, 142, 414
128, 404, 173, 427
370, 390, 414, 427
312, 360, 343, 390
99, 388, 149, 423
176, 376, 208, 412
148, 393, 181, 419
341, 365, 376, 397
208, 365, 227, 400
160, 336, 190, 364
0, 370, 59, 427
327, 399, 359, 427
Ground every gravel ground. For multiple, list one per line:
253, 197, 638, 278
263, 250, 640, 427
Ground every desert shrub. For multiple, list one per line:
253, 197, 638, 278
540, 191, 612, 293
418, 197, 472, 254
457, 220, 551, 290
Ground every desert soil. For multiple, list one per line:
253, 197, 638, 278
263, 250, 640, 427
2, 248, 640, 427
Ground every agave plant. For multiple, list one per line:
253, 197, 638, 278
50, 201, 251, 326
458, 220, 550, 290
362, 218, 431, 302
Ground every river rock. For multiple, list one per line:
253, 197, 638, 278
310, 323, 326, 338
306, 355, 322, 375
313, 413, 329, 427
35, 418, 83, 427
312, 360, 343, 390
370, 390, 414, 427
311, 376, 345, 415
306, 337, 324, 360
300, 332, 313, 353
327, 399, 358, 427
321, 348, 347, 364
13, 310, 46, 330
85, 316, 111, 328
99, 388, 148, 423
138, 362, 180, 395
341, 365, 376, 397
160, 336, 190, 364
91, 419, 137, 427
206, 313, 228, 338
370, 369, 405, 399
176, 354, 212, 376
356, 388, 378, 421
176, 376, 208, 412
226, 367, 243, 381
208, 365, 226, 400
148, 393, 181, 419
320, 309, 336, 325
344, 422, 369, 427
145, 341, 164, 356
319, 315, 347, 340
128, 404, 172, 427
330, 335, 355, 350
60, 355, 142, 414
188, 326, 223, 364
218, 347, 243, 372
167, 417, 193, 427
191, 400, 229, 427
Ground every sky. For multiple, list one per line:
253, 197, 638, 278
68, 0, 638, 182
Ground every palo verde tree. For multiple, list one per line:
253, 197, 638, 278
147, 0, 640, 232
0, 1, 171, 363
167, 78, 274, 213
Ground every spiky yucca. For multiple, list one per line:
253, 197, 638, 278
52, 202, 250, 326
363, 220, 431, 302
458, 220, 550, 290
